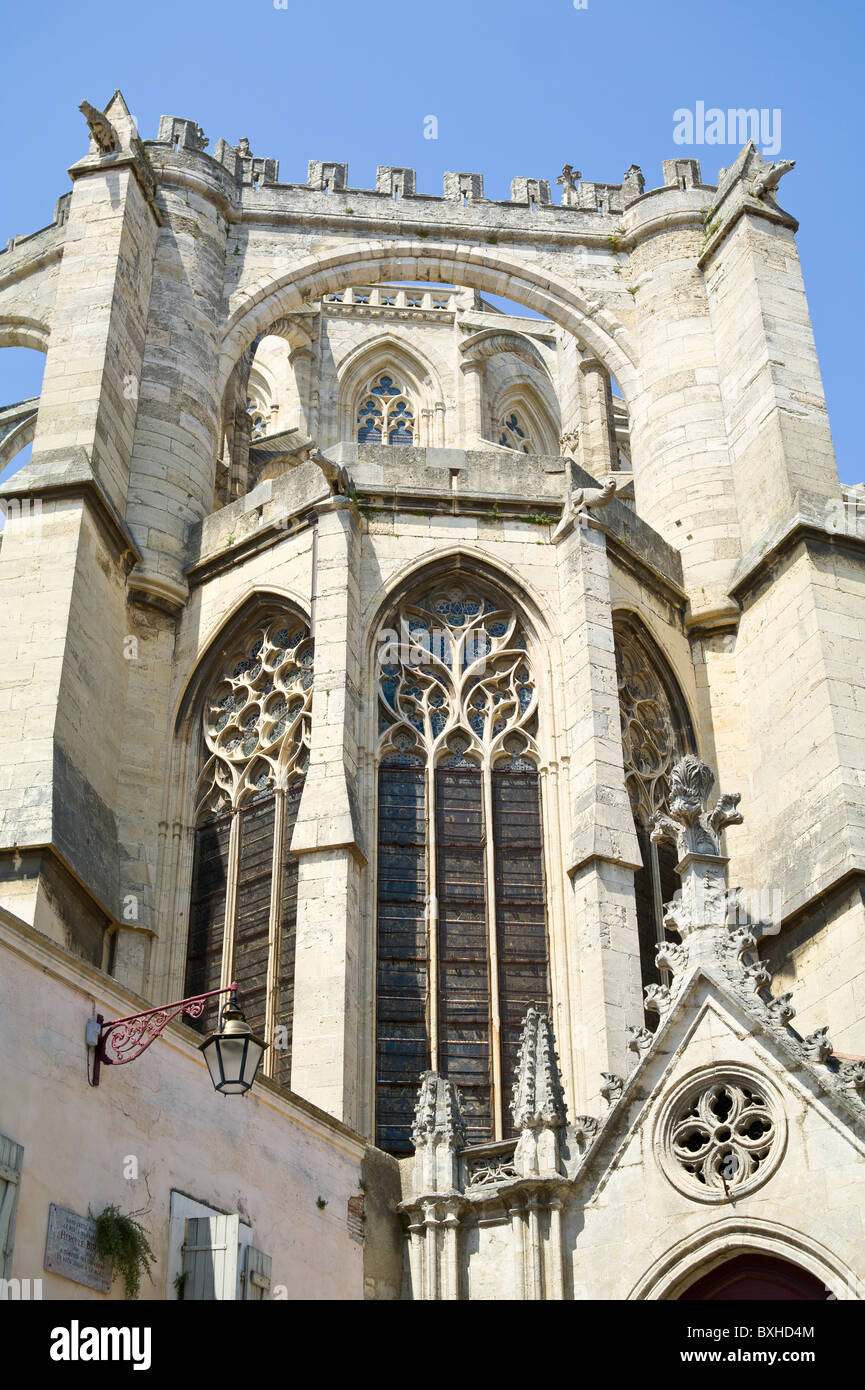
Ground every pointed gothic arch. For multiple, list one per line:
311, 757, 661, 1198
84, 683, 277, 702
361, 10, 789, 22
163, 591, 314, 1087
336, 334, 444, 447
612, 611, 697, 1021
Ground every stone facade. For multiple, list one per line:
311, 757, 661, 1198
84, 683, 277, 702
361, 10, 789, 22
0, 94, 863, 1300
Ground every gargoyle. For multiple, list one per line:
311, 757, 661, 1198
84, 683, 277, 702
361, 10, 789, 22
309, 448, 353, 499
553, 474, 617, 539
79, 100, 120, 155
750, 159, 795, 200
569, 476, 616, 513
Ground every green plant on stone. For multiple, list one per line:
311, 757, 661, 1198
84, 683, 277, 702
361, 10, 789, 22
173, 1270, 189, 1301
92, 1204, 156, 1300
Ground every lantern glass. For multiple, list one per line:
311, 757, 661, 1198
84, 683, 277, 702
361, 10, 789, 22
199, 1002, 266, 1095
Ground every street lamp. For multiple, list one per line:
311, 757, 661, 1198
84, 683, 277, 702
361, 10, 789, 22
199, 994, 268, 1095
86, 983, 267, 1095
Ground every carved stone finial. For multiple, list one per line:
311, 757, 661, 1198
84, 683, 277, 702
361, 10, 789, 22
600, 1072, 624, 1106
802, 1027, 833, 1064
79, 100, 120, 155
411, 1071, 466, 1150
556, 163, 582, 206
511, 1005, 567, 1130
622, 163, 645, 203
649, 755, 742, 861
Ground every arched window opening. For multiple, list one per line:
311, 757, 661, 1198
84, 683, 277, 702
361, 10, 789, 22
184, 613, 314, 1088
498, 411, 533, 454
375, 579, 550, 1154
613, 616, 695, 1026
356, 372, 416, 445
246, 393, 269, 440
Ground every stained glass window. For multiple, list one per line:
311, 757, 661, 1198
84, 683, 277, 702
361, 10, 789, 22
375, 580, 550, 1153
356, 372, 415, 445
184, 613, 313, 1087
613, 615, 695, 1024
498, 412, 533, 454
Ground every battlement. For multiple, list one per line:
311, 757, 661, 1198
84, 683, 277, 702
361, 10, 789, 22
149, 114, 721, 218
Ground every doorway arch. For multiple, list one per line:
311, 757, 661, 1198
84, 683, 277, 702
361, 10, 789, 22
678, 1252, 832, 1301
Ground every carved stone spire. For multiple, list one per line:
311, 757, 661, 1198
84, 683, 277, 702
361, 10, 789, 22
511, 1005, 567, 1131
410, 1071, 466, 1194
412, 1071, 466, 1150
511, 1006, 567, 1177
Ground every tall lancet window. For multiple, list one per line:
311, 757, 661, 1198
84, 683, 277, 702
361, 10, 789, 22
184, 613, 314, 1087
356, 372, 416, 445
612, 616, 695, 1023
375, 580, 550, 1154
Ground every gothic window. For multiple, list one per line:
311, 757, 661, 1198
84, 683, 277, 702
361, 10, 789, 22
498, 412, 532, 454
246, 395, 268, 440
375, 580, 550, 1154
184, 613, 314, 1088
356, 373, 416, 445
612, 615, 695, 1023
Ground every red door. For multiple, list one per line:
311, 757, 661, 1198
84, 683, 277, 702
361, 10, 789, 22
679, 1253, 831, 1300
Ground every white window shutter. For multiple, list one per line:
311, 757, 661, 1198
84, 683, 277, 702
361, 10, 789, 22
241, 1244, 272, 1301
181, 1214, 240, 1300
0, 1134, 24, 1279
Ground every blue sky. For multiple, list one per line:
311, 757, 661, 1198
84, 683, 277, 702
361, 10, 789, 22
0, 0, 861, 483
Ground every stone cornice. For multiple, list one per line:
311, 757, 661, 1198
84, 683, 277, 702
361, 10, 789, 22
729, 510, 865, 604
0, 457, 141, 570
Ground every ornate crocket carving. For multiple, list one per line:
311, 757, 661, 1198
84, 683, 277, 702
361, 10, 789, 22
649, 755, 742, 861
765, 992, 796, 1027
511, 1006, 567, 1130
627, 1025, 653, 1057
802, 1027, 833, 1064
411, 1071, 467, 1150
600, 1073, 624, 1106
644, 982, 672, 1017
573, 1115, 600, 1145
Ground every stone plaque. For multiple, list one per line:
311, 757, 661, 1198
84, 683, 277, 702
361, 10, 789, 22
44, 1204, 111, 1293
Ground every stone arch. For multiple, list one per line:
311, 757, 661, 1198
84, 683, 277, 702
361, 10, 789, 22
218, 241, 638, 406
629, 1217, 855, 1300
0, 407, 38, 475
336, 333, 445, 447
0, 316, 50, 353
611, 606, 698, 763
491, 383, 559, 457
364, 545, 561, 715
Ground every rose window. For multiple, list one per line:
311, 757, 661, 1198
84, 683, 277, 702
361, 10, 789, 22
659, 1069, 785, 1202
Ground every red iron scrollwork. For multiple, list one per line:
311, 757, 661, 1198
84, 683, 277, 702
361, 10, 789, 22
89, 983, 237, 1086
